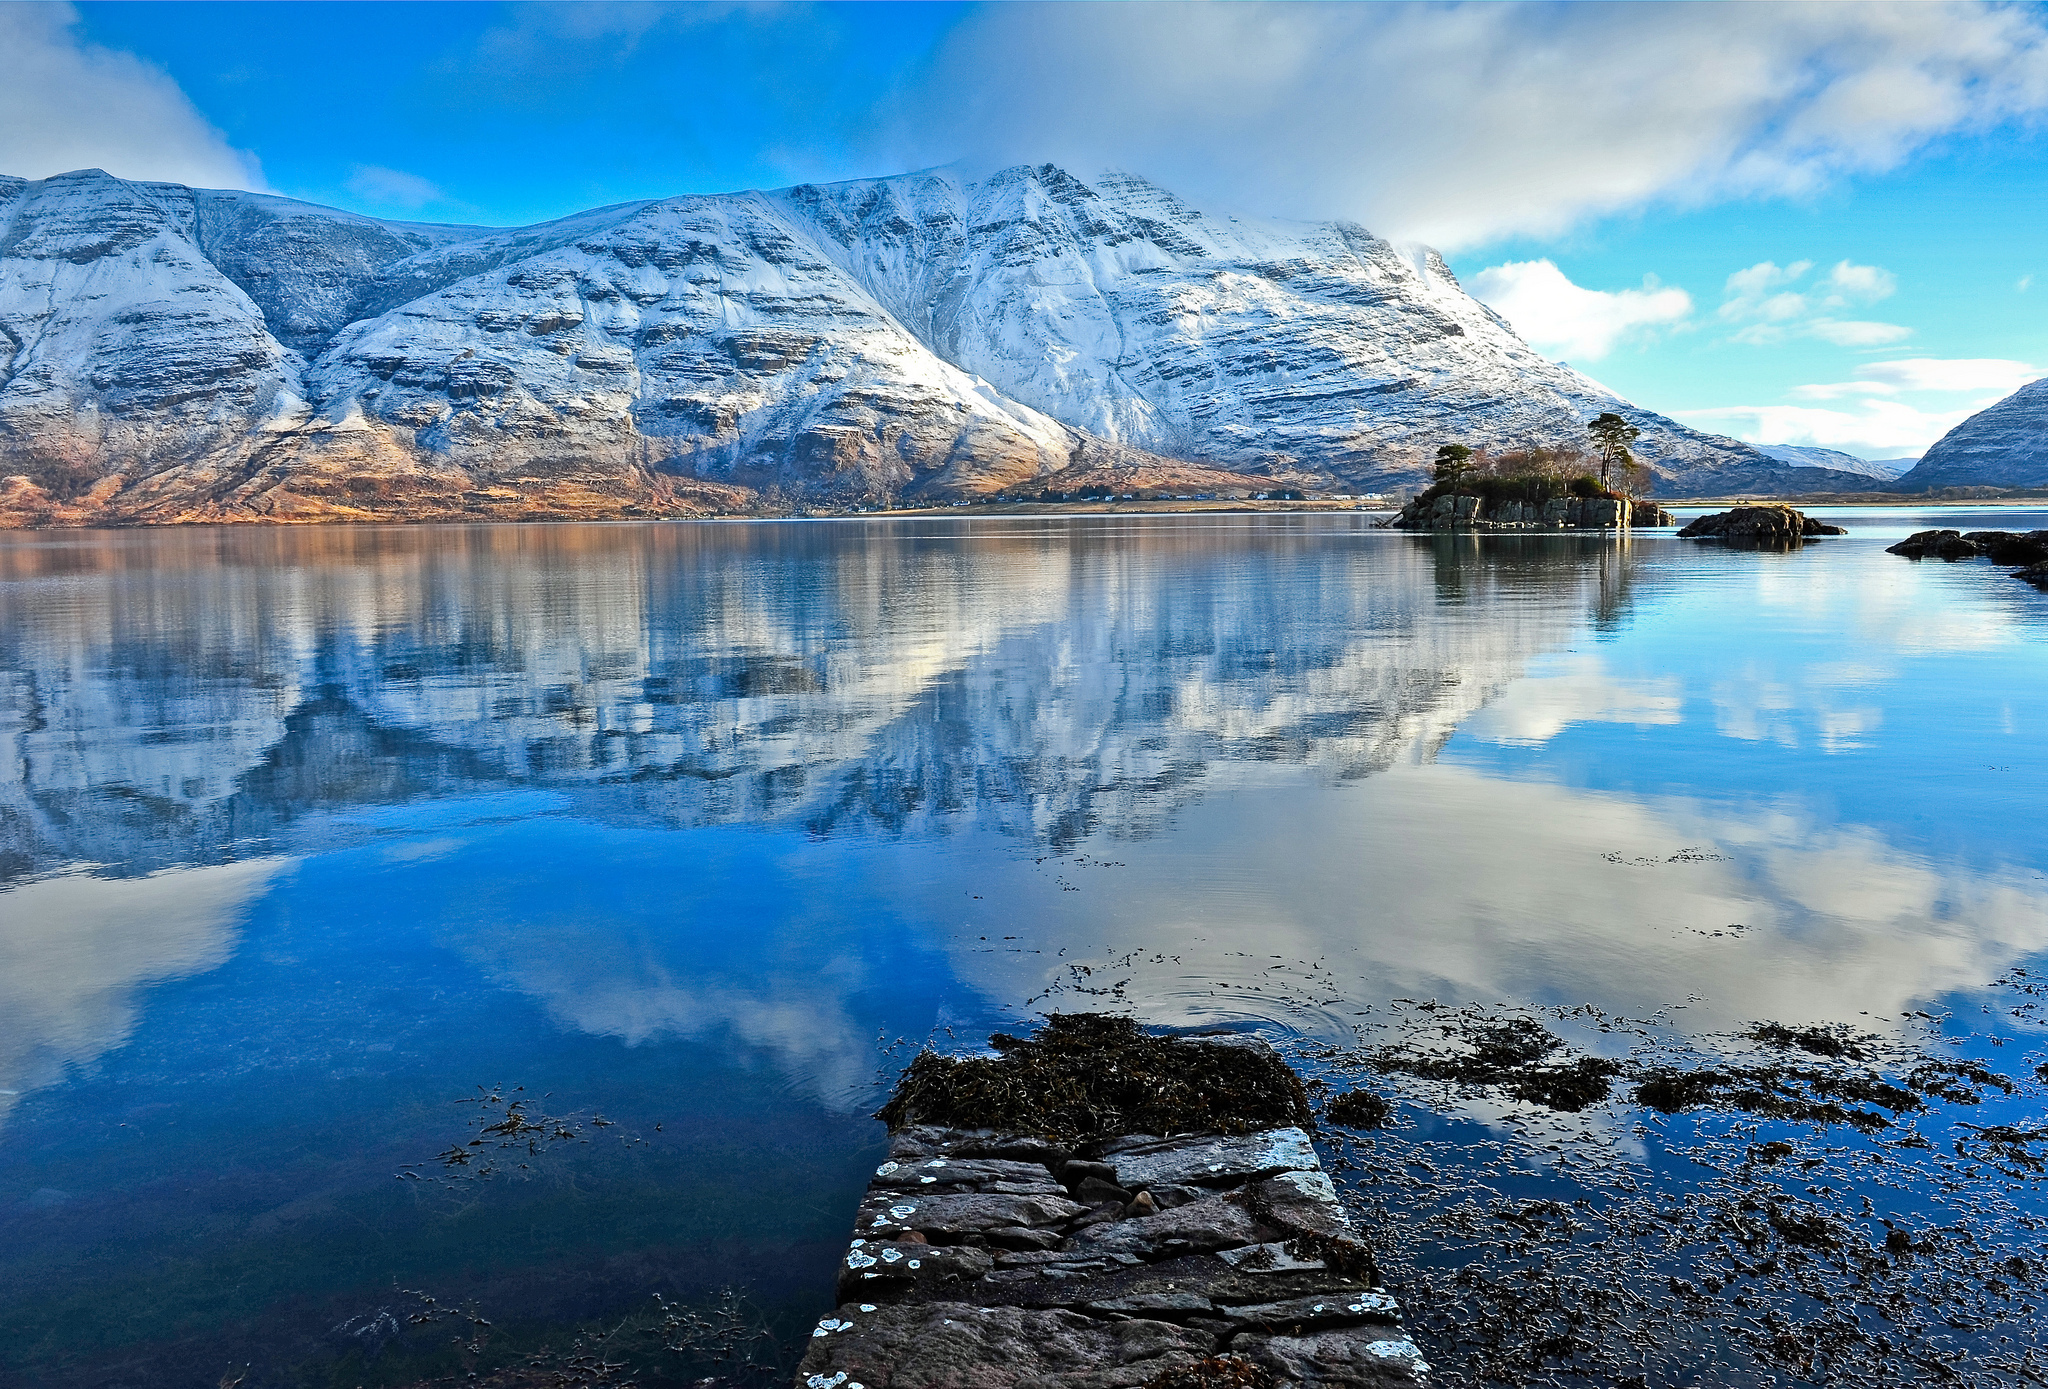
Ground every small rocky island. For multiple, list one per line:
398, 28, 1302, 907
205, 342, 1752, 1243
797, 1016, 1424, 1389
1391, 493, 1673, 531
1886, 528, 2048, 588
1675, 504, 1847, 545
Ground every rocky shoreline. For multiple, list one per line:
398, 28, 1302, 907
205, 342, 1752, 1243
797, 1025, 1425, 1389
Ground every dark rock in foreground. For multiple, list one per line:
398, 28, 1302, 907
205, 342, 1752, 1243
1676, 505, 1846, 546
1886, 528, 2048, 564
799, 1023, 1424, 1388
1886, 528, 2048, 589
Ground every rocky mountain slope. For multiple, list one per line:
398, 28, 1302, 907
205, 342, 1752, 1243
0, 164, 1868, 524
1758, 443, 1907, 481
1892, 378, 2048, 491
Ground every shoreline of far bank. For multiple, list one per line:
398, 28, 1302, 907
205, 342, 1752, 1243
5, 494, 2047, 532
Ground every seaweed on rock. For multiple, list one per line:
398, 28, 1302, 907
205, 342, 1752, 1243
1286, 997, 2048, 1388
1631, 1065, 1922, 1132
1367, 1015, 1622, 1113
874, 1013, 1312, 1143
1325, 1088, 1393, 1130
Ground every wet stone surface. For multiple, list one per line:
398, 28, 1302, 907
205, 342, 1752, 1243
800, 1041, 1424, 1388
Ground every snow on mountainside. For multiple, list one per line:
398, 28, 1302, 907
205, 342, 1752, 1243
779, 167, 1811, 495
0, 164, 1865, 525
1757, 444, 1907, 481
1893, 378, 2048, 491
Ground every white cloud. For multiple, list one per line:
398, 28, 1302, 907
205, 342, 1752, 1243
2022, 274, 2036, 292
1718, 259, 1909, 346
344, 164, 447, 211
1856, 357, 2043, 393
1805, 319, 1915, 346
1825, 261, 1898, 301
1787, 380, 1896, 401
1684, 356, 2043, 456
880, 2, 2048, 248
0, 4, 266, 190
1467, 259, 1692, 361
1721, 260, 1816, 320
1679, 399, 1971, 456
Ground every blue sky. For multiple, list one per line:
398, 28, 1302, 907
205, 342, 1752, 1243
5, 1, 2046, 459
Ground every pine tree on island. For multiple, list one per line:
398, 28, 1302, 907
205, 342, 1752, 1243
1588, 413, 1640, 494
1434, 443, 1475, 494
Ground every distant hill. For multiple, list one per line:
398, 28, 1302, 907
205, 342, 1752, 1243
1757, 444, 1909, 481
1892, 379, 2048, 491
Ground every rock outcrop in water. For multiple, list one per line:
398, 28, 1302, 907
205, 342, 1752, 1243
0, 165, 1872, 525
1886, 527, 2048, 588
1676, 505, 1846, 546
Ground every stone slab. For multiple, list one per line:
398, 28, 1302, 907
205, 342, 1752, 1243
1217, 1293, 1402, 1330
1105, 1127, 1318, 1191
1254, 1169, 1354, 1238
1217, 1241, 1330, 1274
837, 1241, 994, 1304
795, 1302, 1216, 1389
1237, 1328, 1434, 1387
888, 1126, 1069, 1165
1066, 1192, 1262, 1261
856, 1191, 1086, 1239
870, 1157, 1064, 1193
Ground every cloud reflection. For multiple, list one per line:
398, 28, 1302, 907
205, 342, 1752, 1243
1460, 653, 1682, 746
938, 762, 2048, 1042
0, 859, 286, 1122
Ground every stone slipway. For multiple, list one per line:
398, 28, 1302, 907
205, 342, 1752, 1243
796, 1041, 1428, 1388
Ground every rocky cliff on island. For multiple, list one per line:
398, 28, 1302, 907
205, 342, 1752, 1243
0, 164, 1875, 526
1390, 493, 1673, 531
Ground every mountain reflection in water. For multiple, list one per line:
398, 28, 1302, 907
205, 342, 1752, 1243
0, 511, 2045, 1387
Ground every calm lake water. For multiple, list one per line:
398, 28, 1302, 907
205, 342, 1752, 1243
2, 509, 2046, 1387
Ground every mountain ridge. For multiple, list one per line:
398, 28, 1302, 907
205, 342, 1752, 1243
0, 164, 1874, 525
1893, 378, 2048, 491
1757, 443, 1908, 481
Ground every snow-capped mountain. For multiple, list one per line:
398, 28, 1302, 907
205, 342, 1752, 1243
1893, 378, 2048, 491
0, 164, 1870, 524
1757, 444, 1908, 481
